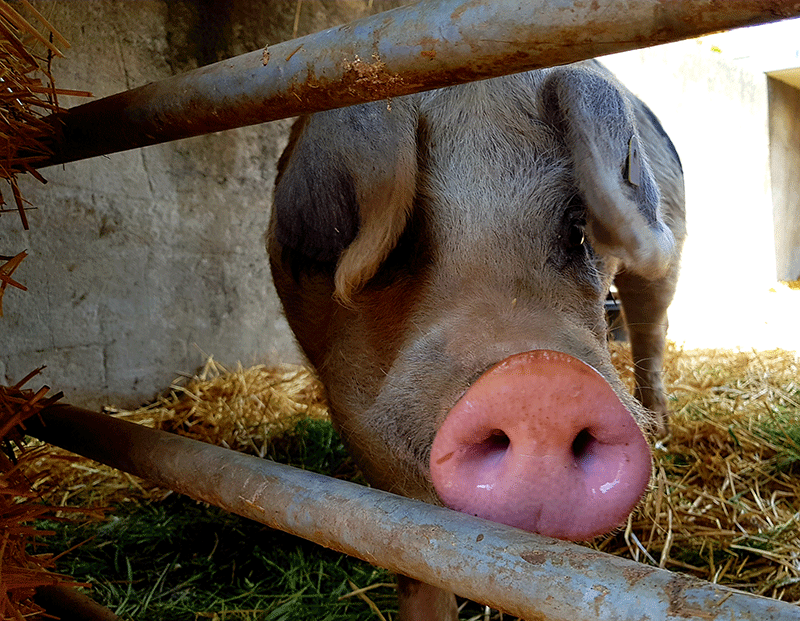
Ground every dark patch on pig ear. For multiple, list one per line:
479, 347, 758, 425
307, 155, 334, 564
274, 118, 361, 263
273, 100, 419, 304
541, 64, 676, 278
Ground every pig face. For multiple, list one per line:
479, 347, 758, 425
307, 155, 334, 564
268, 62, 684, 544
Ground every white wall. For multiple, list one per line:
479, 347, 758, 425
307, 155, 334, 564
603, 35, 800, 350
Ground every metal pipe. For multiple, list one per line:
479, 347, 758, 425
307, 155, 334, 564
27, 405, 800, 621
34, 585, 121, 621
33, 0, 800, 168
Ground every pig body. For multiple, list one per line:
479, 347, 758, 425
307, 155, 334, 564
268, 60, 685, 620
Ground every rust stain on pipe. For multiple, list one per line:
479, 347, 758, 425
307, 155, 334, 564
25, 0, 800, 168
25, 405, 800, 621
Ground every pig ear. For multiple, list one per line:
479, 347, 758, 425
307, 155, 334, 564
274, 100, 418, 304
542, 65, 675, 277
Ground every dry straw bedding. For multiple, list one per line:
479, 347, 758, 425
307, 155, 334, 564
606, 343, 800, 602
15, 344, 800, 607
0, 368, 101, 619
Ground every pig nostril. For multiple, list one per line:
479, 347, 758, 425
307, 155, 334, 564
431, 350, 655, 541
486, 429, 510, 450
472, 429, 510, 461
571, 428, 597, 465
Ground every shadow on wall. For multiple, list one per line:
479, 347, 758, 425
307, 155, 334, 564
0, 0, 404, 410
768, 75, 800, 282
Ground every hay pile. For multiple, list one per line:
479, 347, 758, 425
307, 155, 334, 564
0, 6, 104, 616
110, 357, 329, 456
12, 345, 800, 609
0, 369, 104, 619
1, 0, 90, 316
25, 359, 329, 508
605, 341, 800, 602
1, 0, 83, 227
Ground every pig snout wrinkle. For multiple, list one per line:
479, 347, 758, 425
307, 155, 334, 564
429, 350, 652, 541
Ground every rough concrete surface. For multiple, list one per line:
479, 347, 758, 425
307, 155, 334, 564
1, 1, 402, 408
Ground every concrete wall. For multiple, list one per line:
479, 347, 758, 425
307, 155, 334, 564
0, 1, 401, 408
768, 77, 800, 281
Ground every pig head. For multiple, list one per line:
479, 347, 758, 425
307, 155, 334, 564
268, 60, 685, 620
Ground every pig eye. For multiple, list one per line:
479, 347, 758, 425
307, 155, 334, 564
566, 221, 586, 248
562, 194, 587, 251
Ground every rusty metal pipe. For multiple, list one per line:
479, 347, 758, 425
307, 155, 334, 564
26, 405, 799, 621
34, 0, 800, 168
34, 585, 121, 621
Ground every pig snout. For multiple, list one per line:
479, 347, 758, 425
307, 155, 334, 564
430, 350, 652, 541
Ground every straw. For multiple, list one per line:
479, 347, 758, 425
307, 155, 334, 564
1, 0, 91, 230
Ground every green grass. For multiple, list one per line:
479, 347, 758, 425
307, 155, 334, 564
34, 418, 503, 620
754, 407, 800, 474
39, 497, 398, 620
262, 418, 366, 483
35, 418, 406, 620
33, 381, 800, 619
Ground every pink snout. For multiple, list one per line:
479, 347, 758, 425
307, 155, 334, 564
430, 350, 652, 541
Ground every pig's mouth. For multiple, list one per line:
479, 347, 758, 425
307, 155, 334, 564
429, 350, 652, 541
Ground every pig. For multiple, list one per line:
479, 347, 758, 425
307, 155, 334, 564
267, 60, 685, 620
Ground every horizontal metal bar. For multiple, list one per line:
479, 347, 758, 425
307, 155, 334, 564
33, 0, 800, 168
34, 585, 121, 621
27, 405, 799, 621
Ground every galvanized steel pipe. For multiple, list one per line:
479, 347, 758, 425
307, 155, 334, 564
34, 0, 800, 167
27, 405, 800, 621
